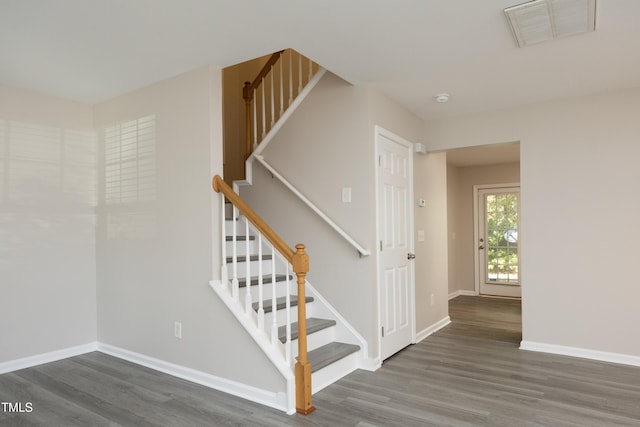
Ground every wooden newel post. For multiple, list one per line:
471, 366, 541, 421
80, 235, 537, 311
292, 244, 315, 414
243, 81, 253, 161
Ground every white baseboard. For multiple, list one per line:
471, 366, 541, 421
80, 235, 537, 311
415, 316, 451, 343
520, 341, 640, 368
97, 343, 290, 413
448, 290, 477, 300
1, 341, 291, 414
0, 342, 98, 375
358, 355, 382, 372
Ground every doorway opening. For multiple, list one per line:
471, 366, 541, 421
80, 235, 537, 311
445, 142, 522, 340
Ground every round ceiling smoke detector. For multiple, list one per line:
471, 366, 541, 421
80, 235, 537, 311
435, 93, 450, 103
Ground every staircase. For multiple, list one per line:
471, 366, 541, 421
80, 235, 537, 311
211, 49, 367, 414
211, 178, 364, 414
224, 206, 361, 374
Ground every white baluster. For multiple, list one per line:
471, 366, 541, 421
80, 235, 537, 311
252, 89, 258, 151
221, 194, 228, 291
288, 50, 293, 106
231, 207, 239, 302
279, 56, 284, 118
270, 66, 275, 128
285, 262, 292, 364
298, 53, 303, 94
257, 233, 264, 331
261, 78, 266, 140
245, 220, 252, 315
270, 246, 278, 346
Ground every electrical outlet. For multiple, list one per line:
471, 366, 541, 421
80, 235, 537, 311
174, 321, 182, 339
417, 230, 425, 242
430, 294, 435, 306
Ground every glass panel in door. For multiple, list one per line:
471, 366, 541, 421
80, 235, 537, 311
478, 187, 521, 297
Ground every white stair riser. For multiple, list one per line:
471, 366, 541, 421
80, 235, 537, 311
287, 326, 336, 358
263, 302, 316, 327
243, 282, 291, 302
225, 240, 259, 257
228, 260, 277, 279
225, 217, 266, 237
311, 351, 359, 395
239, 282, 291, 305
225, 219, 253, 235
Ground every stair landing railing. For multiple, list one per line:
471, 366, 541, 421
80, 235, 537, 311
243, 49, 319, 159
212, 175, 315, 415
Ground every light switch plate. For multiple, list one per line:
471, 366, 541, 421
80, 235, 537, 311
342, 187, 352, 203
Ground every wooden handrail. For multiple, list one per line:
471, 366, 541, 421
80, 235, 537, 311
212, 175, 314, 414
243, 50, 285, 101
213, 175, 294, 261
243, 50, 285, 159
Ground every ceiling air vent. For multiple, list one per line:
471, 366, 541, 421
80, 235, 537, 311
504, 0, 597, 47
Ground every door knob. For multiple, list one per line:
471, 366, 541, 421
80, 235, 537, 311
407, 253, 416, 260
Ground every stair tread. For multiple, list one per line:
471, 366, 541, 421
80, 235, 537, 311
254, 295, 314, 314
238, 274, 291, 288
225, 235, 255, 241
305, 342, 360, 373
226, 254, 273, 263
278, 317, 336, 343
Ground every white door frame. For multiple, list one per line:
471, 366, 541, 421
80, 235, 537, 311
374, 125, 416, 361
473, 183, 521, 296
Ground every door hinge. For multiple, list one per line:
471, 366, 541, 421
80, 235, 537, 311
380, 240, 383, 251
381, 326, 385, 337
378, 155, 381, 166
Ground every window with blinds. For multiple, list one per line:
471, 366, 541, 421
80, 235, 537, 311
104, 115, 156, 205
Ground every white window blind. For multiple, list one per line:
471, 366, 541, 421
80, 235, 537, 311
104, 115, 156, 205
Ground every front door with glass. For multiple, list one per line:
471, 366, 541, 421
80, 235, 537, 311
476, 186, 521, 297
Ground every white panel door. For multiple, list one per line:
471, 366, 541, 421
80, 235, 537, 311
377, 129, 415, 360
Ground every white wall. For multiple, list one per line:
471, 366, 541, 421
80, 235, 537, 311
93, 66, 285, 392
413, 152, 449, 333
367, 90, 448, 337
222, 54, 270, 184
242, 72, 376, 354
241, 71, 445, 359
447, 162, 520, 294
425, 87, 640, 360
0, 85, 97, 362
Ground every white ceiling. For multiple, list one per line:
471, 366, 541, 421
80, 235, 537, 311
2, 0, 640, 122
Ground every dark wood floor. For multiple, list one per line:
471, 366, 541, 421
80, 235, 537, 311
2, 296, 640, 426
